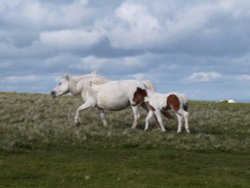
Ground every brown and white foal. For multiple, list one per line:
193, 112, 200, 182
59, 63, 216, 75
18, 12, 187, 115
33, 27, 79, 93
133, 87, 190, 133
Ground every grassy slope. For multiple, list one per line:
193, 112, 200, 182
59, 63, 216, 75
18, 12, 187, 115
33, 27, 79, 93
0, 92, 250, 187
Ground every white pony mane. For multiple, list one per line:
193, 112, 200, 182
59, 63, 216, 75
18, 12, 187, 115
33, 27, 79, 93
64, 72, 108, 85
63, 72, 108, 96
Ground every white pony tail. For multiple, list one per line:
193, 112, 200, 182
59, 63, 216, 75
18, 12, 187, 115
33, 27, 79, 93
143, 80, 157, 92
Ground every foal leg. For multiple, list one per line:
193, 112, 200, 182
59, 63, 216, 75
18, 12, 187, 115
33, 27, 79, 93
177, 111, 190, 134
154, 110, 166, 132
99, 108, 108, 127
141, 102, 161, 129
131, 106, 140, 129
145, 110, 154, 131
176, 113, 184, 133
74, 102, 94, 125
183, 111, 190, 134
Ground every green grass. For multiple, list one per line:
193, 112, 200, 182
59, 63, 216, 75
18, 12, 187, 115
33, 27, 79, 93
1, 146, 250, 188
0, 92, 250, 187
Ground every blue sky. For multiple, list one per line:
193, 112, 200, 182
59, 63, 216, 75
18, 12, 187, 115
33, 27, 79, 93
0, 0, 250, 102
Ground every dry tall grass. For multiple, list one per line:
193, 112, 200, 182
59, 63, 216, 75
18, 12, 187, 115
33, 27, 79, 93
0, 92, 249, 152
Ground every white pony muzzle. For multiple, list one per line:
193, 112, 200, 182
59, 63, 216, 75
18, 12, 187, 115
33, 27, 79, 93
50, 90, 57, 98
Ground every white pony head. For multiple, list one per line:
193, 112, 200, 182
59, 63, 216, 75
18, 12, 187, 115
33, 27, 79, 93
51, 73, 108, 98
51, 75, 71, 98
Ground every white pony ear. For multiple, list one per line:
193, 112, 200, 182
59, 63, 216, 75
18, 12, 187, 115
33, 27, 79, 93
90, 71, 97, 77
89, 81, 93, 87
64, 75, 70, 80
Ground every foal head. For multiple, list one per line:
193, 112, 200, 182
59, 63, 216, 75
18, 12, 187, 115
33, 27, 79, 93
132, 87, 148, 106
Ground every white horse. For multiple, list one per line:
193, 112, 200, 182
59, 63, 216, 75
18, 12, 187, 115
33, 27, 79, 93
132, 87, 190, 133
51, 73, 156, 128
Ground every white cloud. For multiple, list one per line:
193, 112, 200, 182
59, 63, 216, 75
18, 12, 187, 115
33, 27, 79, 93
1, 0, 250, 53
233, 52, 250, 66
105, 1, 218, 49
219, 0, 250, 19
123, 55, 147, 67
1, 0, 90, 28
73, 53, 152, 73
129, 73, 146, 80
0, 62, 11, 68
184, 72, 222, 83
1, 75, 41, 84
39, 29, 104, 49
77, 55, 105, 71
1, 75, 58, 84
115, 1, 159, 31
108, 1, 163, 49
237, 74, 250, 81
101, 0, 250, 52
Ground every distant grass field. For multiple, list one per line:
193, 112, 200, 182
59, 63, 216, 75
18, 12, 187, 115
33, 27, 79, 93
0, 92, 250, 187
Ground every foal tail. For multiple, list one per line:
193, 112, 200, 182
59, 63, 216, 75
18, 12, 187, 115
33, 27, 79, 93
179, 94, 189, 112
183, 102, 189, 112
160, 109, 174, 119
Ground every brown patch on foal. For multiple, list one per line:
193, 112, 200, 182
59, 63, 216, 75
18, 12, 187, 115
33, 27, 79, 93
132, 87, 147, 106
165, 94, 180, 112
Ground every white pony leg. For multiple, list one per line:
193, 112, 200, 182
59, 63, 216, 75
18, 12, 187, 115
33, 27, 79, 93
74, 102, 94, 125
176, 113, 184, 133
145, 110, 154, 131
131, 106, 140, 129
99, 109, 108, 127
154, 110, 166, 132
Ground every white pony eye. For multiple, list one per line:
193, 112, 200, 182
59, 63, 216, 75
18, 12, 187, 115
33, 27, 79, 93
58, 82, 62, 85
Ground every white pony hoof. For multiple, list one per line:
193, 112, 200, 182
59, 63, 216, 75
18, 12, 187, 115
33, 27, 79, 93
161, 129, 166, 132
74, 119, 81, 126
131, 125, 137, 129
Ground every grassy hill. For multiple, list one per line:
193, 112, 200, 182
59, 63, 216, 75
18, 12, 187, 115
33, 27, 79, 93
0, 92, 250, 187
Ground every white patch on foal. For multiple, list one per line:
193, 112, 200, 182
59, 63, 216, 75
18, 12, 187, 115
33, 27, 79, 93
133, 88, 190, 133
